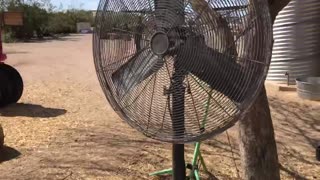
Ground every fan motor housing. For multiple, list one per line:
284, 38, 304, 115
151, 32, 170, 55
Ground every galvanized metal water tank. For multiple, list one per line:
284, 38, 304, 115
296, 77, 320, 100
267, 0, 320, 84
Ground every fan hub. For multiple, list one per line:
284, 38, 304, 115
150, 32, 170, 55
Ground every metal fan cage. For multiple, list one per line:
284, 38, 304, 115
93, 0, 272, 143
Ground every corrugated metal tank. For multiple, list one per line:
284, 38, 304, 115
267, 0, 320, 84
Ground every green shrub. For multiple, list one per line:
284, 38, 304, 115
3, 31, 16, 43
47, 12, 75, 34
47, 10, 94, 34
2, 1, 95, 40
7, 3, 49, 40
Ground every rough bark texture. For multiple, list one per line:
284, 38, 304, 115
0, 124, 4, 149
238, 0, 291, 180
239, 87, 280, 180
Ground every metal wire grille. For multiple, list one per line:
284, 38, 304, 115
93, 0, 272, 143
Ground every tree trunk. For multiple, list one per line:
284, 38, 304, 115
0, 124, 4, 149
238, 0, 291, 179
239, 87, 280, 180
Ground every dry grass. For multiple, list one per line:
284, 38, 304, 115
0, 35, 319, 179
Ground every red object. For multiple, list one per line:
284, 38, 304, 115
0, 29, 7, 62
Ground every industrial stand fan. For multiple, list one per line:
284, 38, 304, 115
93, 0, 272, 179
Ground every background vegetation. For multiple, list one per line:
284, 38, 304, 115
1, 0, 94, 42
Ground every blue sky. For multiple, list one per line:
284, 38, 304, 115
51, 0, 99, 10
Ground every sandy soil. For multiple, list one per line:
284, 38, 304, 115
0, 34, 319, 180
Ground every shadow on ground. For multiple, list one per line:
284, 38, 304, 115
279, 164, 308, 180
0, 96, 318, 179
21, 34, 85, 43
0, 146, 21, 163
269, 97, 319, 179
269, 97, 319, 148
5, 51, 29, 55
0, 103, 67, 118
32, 96, 319, 179
202, 96, 319, 179
31, 124, 232, 180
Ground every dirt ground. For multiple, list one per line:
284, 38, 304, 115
0, 34, 319, 180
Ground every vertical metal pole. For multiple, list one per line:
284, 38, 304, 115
172, 144, 186, 180
155, 0, 186, 179
172, 63, 186, 180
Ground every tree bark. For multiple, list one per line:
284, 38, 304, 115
239, 87, 280, 180
238, 0, 291, 180
0, 124, 4, 149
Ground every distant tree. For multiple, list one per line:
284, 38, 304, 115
23, 0, 54, 10
3, 0, 96, 39
0, 1, 7, 12
47, 12, 75, 34
1, 0, 51, 11
7, 2, 49, 39
1, 0, 21, 12
47, 9, 94, 34
66, 9, 94, 26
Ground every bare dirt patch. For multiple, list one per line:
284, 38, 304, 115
0, 35, 319, 179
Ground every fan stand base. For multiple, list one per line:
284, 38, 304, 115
149, 142, 209, 180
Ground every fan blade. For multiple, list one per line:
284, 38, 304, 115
112, 49, 163, 99
111, 0, 184, 100
175, 36, 248, 103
